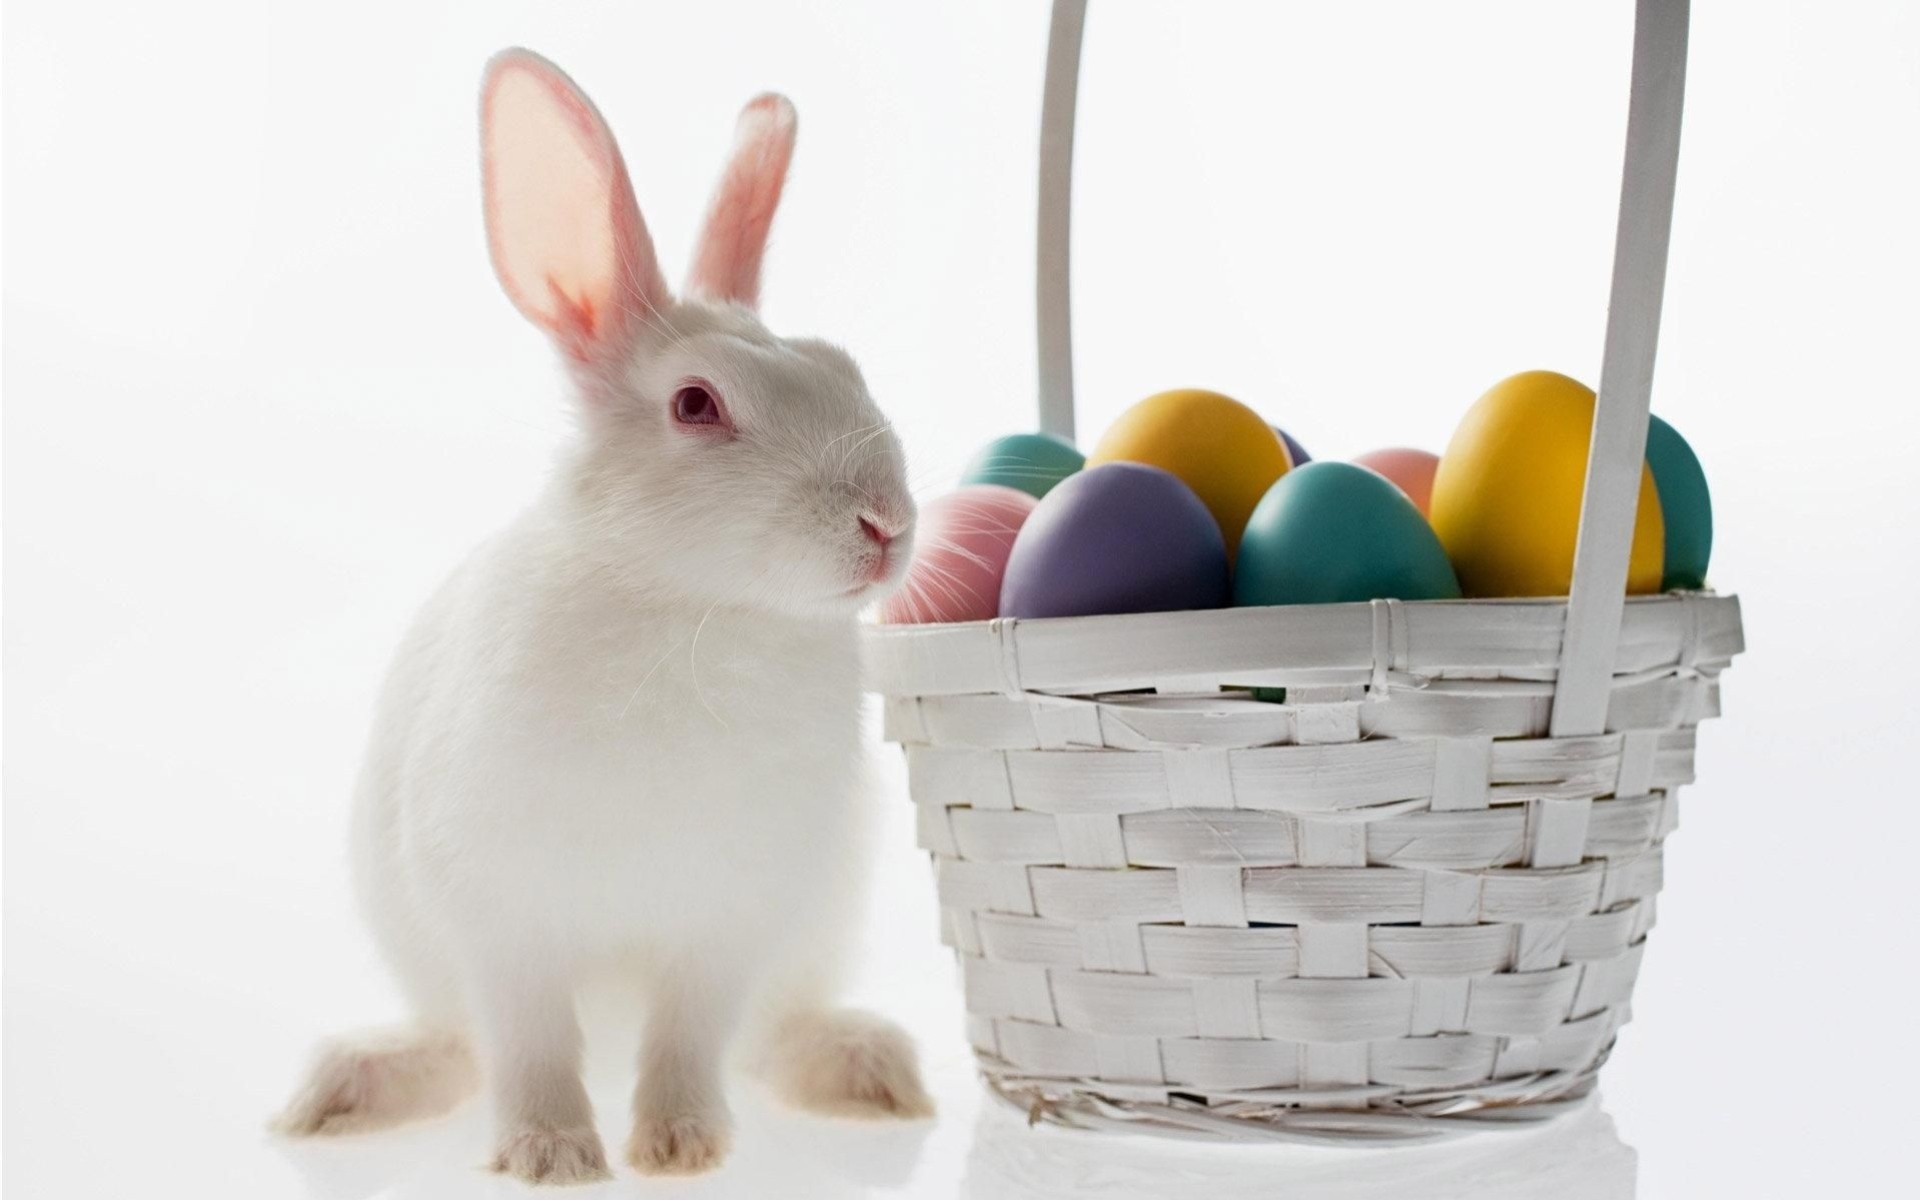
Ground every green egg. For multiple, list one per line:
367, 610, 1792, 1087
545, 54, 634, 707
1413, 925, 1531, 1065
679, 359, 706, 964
1645, 415, 1713, 591
960, 432, 1085, 499
1234, 461, 1462, 606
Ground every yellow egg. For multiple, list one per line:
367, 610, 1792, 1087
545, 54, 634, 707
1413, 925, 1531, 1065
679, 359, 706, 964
1430, 370, 1665, 597
1087, 388, 1289, 559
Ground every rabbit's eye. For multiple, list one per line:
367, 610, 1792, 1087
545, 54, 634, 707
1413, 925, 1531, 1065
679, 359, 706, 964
672, 382, 727, 429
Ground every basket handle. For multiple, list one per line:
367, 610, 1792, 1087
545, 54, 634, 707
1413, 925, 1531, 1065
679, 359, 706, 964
1032, 0, 1691, 738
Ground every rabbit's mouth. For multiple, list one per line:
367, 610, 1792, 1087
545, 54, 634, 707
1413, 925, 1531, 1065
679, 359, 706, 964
839, 568, 907, 605
860, 553, 896, 588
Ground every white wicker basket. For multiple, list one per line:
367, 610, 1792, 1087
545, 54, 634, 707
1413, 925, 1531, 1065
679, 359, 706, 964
865, 0, 1743, 1143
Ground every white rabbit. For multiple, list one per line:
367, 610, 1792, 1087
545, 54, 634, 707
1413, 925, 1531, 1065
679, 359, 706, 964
273, 48, 928, 1184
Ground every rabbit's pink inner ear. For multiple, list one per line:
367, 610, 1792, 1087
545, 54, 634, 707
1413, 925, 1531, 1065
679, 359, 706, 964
481, 50, 669, 359
684, 93, 797, 309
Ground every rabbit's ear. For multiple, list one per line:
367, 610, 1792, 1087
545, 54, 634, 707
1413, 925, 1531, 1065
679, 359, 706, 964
684, 94, 797, 309
481, 49, 669, 360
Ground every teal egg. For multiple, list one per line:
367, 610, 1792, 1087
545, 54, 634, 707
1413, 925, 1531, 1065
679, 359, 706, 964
960, 432, 1085, 499
1234, 461, 1462, 606
1645, 415, 1712, 590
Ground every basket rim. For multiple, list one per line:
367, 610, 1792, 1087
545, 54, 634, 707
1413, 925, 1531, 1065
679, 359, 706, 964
863, 591, 1741, 699
866, 591, 1728, 636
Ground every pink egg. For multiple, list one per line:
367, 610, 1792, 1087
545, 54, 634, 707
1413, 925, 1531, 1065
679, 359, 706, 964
1352, 448, 1441, 517
881, 484, 1038, 623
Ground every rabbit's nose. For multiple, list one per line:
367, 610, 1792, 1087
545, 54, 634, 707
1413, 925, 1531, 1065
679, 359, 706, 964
858, 514, 896, 548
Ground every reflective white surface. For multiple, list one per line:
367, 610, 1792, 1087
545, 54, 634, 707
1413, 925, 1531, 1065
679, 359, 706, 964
262, 1083, 1640, 1200
7, 1, 1919, 1197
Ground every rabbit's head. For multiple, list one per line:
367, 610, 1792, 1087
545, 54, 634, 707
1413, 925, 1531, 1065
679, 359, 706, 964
480, 49, 913, 617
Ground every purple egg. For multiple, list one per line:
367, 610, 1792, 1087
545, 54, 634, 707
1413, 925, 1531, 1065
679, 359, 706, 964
1272, 425, 1312, 467
1000, 462, 1230, 619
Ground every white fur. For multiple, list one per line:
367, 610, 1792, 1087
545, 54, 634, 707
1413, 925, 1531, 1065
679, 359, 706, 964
276, 49, 928, 1185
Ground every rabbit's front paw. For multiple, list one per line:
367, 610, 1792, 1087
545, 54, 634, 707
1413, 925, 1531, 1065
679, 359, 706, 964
625, 1109, 732, 1176
489, 1127, 611, 1187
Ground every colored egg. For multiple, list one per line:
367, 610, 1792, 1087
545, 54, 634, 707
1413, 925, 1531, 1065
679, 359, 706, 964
1235, 462, 1461, 606
1087, 389, 1289, 559
1430, 371, 1664, 598
1645, 415, 1712, 591
1000, 462, 1229, 619
1272, 426, 1312, 467
880, 485, 1037, 624
1351, 447, 1441, 517
959, 432, 1085, 499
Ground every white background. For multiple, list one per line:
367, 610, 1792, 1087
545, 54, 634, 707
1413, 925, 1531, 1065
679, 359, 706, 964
5, 1, 1918, 1196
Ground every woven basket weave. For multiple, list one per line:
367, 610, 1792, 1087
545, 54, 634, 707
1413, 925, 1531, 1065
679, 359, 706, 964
865, 0, 1742, 1143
